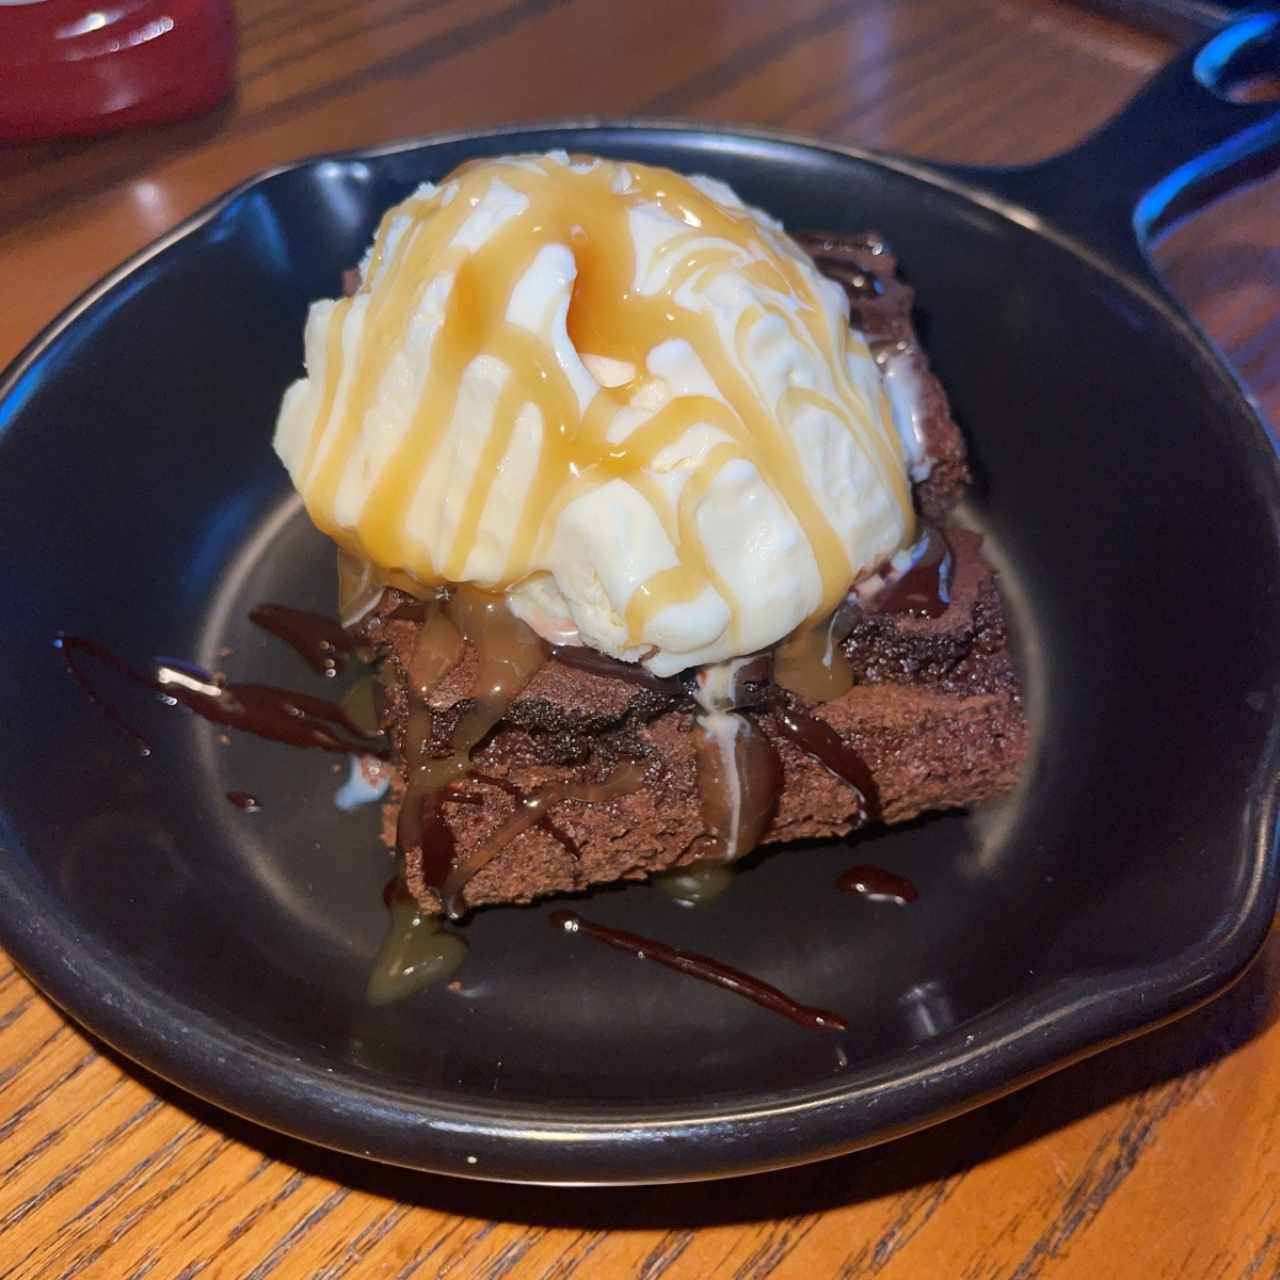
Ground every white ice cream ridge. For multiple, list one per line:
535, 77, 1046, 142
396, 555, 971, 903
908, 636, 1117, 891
275, 152, 921, 675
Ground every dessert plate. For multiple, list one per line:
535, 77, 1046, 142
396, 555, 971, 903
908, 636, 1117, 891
2, 15, 1279, 1183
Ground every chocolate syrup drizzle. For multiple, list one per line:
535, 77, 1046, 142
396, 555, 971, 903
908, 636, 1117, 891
549, 643, 686, 696
792, 229, 888, 300
437, 764, 647, 916
770, 694, 882, 823
677, 521, 956, 855
384, 590, 650, 918
249, 603, 354, 677
549, 911, 847, 1032
56, 507, 952, 920
54, 634, 383, 757
52, 234, 962, 1014
836, 865, 918, 904
869, 525, 953, 619
690, 709, 783, 862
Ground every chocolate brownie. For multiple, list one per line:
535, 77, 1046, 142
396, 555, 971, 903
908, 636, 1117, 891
353, 233, 1028, 916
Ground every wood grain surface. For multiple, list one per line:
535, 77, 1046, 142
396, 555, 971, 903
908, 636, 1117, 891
3, 1, 1279, 1276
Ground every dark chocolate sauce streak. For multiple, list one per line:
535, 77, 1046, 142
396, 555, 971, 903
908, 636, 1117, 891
836, 864, 918, 904
416, 791, 458, 895
436, 765, 644, 916
53, 634, 156, 755
249, 603, 354, 678
383, 876, 412, 908
469, 771, 585, 860
549, 911, 847, 1033
181, 680, 381, 752
386, 599, 431, 623
54, 634, 384, 757
771, 695, 881, 822
690, 711, 782, 863
871, 525, 953, 619
538, 814, 583, 859
793, 230, 887, 301
226, 790, 261, 812
549, 644, 687, 696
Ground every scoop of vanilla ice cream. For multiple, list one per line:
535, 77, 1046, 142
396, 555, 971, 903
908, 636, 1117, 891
274, 152, 919, 675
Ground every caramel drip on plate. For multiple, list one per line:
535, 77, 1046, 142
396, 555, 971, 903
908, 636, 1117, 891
368, 883, 468, 1004
656, 859, 737, 907
294, 156, 913, 644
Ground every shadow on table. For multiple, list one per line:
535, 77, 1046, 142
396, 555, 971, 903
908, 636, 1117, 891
91, 928, 1278, 1230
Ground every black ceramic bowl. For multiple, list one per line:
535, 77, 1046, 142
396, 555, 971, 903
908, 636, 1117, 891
2, 17, 1279, 1184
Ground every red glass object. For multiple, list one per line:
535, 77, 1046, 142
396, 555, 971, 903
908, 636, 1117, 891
0, 0, 237, 144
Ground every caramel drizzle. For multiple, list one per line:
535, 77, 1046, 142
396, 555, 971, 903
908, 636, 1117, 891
294, 156, 912, 647
392, 587, 545, 875
389, 588, 644, 918
388, 522, 954, 910
772, 595, 861, 704
439, 762, 647, 915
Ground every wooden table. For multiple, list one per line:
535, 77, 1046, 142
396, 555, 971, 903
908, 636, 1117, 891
3, 1, 1278, 1275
